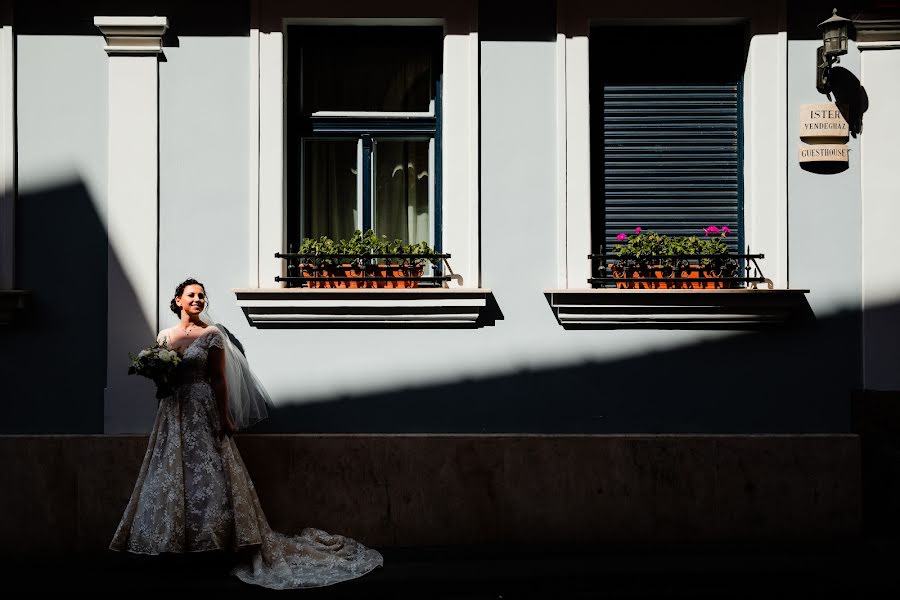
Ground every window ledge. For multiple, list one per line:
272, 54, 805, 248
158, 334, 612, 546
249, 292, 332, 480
234, 288, 497, 328
544, 289, 813, 329
0, 290, 29, 325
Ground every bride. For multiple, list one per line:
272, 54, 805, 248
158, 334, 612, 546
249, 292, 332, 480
110, 278, 383, 589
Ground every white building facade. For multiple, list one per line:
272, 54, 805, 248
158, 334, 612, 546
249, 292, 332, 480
0, 0, 898, 551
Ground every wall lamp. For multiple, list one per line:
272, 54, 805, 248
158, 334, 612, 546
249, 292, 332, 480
817, 8, 852, 94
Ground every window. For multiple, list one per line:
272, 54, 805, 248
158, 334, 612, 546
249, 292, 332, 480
286, 26, 443, 250
590, 24, 746, 272
252, 11, 479, 292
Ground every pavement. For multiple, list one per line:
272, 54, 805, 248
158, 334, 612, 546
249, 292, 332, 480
3, 540, 899, 598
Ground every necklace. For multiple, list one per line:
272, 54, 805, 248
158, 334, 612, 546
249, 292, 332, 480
184, 322, 195, 336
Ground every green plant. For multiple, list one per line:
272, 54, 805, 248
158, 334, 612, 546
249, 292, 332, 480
297, 230, 438, 267
298, 235, 342, 266
404, 240, 433, 267
612, 226, 732, 268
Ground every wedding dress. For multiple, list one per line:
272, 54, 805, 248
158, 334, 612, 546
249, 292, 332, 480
109, 325, 383, 589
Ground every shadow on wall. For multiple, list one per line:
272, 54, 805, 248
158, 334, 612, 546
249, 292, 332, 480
830, 66, 868, 138
1, 180, 107, 432
0, 177, 891, 436
1, 178, 155, 433
248, 297, 880, 434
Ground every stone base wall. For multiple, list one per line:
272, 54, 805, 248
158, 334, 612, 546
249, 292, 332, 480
0, 435, 861, 557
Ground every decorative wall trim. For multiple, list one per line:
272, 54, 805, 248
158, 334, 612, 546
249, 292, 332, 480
857, 40, 900, 51
554, 33, 568, 289
248, 3, 261, 287
855, 19, 900, 44
0, 22, 14, 290
562, 34, 592, 289
544, 289, 812, 329
234, 288, 494, 327
96, 15, 167, 432
94, 16, 168, 55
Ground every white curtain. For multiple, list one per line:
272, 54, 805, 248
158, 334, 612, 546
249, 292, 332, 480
375, 140, 429, 244
304, 140, 357, 240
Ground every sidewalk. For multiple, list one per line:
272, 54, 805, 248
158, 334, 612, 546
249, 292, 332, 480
4, 540, 899, 597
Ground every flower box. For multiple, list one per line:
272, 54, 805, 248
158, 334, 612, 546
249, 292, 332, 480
299, 264, 425, 288
606, 226, 739, 290
294, 230, 437, 289
610, 264, 735, 289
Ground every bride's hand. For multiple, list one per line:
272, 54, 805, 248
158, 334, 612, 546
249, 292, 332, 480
221, 415, 238, 438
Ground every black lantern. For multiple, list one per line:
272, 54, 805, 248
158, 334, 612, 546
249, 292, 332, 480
819, 8, 851, 58
816, 9, 852, 93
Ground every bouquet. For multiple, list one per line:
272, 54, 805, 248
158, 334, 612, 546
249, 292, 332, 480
128, 340, 182, 399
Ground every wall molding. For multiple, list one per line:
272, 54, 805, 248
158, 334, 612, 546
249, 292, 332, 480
857, 40, 900, 51
96, 15, 167, 432
544, 289, 812, 329
234, 288, 495, 327
855, 18, 900, 44
0, 22, 15, 290
94, 16, 168, 55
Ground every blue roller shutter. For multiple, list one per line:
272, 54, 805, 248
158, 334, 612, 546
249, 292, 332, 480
601, 83, 742, 253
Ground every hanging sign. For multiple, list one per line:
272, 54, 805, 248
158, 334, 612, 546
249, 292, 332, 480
798, 143, 849, 163
799, 103, 849, 140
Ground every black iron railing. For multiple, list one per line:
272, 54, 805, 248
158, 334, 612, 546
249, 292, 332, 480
589, 253, 772, 289
275, 252, 452, 287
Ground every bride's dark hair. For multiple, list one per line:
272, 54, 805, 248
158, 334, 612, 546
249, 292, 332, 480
170, 278, 206, 316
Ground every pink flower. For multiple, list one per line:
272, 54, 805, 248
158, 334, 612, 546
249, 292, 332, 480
722, 226, 731, 235
706, 226, 720, 234
616, 233, 627, 241
635, 227, 642, 234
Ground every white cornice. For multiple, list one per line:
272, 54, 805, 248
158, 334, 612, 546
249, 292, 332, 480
544, 289, 812, 329
858, 41, 900, 51
855, 18, 900, 44
94, 16, 168, 55
233, 288, 495, 327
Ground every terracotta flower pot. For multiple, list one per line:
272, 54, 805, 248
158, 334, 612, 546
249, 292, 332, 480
323, 264, 366, 288
610, 265, 675, 289
301, 265, 324, 288
302, 263, 425, 288
610, 264, 735, 289
679, 265, 733, 289
370, 264, 424, 289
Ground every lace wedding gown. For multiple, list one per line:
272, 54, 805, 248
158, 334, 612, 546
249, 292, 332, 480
109, 326, 383, 589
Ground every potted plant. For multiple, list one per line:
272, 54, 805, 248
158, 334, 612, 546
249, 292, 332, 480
609, 226, 738, 289
296, 235, 354, 288
296, 230, 437, 288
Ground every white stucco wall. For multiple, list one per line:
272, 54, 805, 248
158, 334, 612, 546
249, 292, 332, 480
7, 3, 881, 434
8, 32, 110, 432
860, 44, 900, 390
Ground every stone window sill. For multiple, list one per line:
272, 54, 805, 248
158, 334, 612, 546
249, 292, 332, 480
234, 288, 498, 328
544, 289, 812, 329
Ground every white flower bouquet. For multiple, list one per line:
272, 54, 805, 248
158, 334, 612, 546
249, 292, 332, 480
128, 340, 182, 399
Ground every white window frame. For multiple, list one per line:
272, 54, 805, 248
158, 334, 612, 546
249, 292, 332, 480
250, 4, 479, 289
555, 6, 789, 290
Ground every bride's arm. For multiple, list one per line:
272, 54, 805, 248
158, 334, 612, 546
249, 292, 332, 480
209, 345, 238, 436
